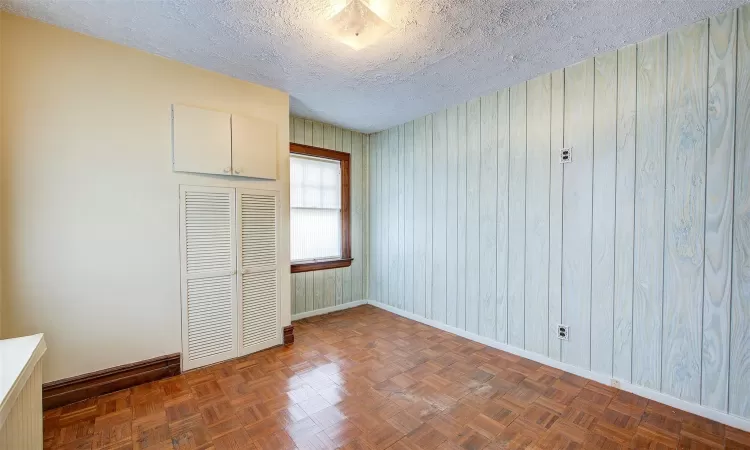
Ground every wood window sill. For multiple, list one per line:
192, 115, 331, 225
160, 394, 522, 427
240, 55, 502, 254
291, 258, 353, 273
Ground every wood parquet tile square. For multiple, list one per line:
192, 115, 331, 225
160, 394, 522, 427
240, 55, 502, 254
43, 305, 750, 449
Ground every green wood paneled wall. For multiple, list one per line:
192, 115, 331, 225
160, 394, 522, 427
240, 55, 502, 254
368, 5, 750, 418
289, 118, 369, 316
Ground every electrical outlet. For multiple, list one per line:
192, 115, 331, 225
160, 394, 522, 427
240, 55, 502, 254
560, 147, 572, 164
557, 324, 569, 340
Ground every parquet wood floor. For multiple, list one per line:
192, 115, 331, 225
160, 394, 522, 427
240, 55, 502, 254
43, 305, 750, 450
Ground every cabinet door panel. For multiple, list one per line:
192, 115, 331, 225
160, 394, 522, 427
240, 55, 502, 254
173, 105, 232, 175
232, 114, 278, 180
237, 189, 281, 356
180, 186, 238, 371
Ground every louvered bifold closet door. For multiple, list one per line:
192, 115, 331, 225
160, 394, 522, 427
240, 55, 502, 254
237, 189, 282, 356
180, 186, 238, 370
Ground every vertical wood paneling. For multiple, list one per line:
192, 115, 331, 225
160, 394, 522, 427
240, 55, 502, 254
324, 123, 336, 149
425, 115, 434, 318
372, 131, 379, 303
480, 93, 498, 339
304, 119, 313, 145
496, 89, 510, 343
549, 69, 565, 360
466, 99, 482, 334
388, 129, 398, 305
662, 20, 708, 403
414, 118, 426, 317
372, 133, 383, 301
326, 267, 336, 309
457, 104, 468, 331
702, 10, 736, 412
525, 75, 551, 355
508, 84, 527, 348
562, 59, 594, 369
446, 106, 459, 327
614, 45, 637, 381
390, 128, 399, 308
730, 4, 750, 418
351, 131, 362, 303
394, 127, 402, 308
292, 117, 305, 145
433, 110, 448, 323
380, 130, 389, 305
633, 34, 667, 390
405, 122, 415, 313
341, 129, 352, 305
365, 2, 750, 421
291, 116, 368, 315
398, 125, 406, 311
378, 132, 385, 305
363, 134, 370, 299
381, 131, 390, 306
591, 51, 618, 376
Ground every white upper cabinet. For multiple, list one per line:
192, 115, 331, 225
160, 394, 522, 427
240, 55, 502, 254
172, 105, 278, 180
172, 105, 232, 176
231, 114, 278, 180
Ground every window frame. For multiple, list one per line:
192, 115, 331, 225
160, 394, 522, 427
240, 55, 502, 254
290, 143, 352, 273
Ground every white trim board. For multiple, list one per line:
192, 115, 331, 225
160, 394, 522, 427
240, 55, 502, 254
366, 300, 750, 433
291, 300, 367, 321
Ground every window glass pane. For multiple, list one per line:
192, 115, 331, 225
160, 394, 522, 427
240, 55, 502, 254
290, 155, 341, 209
290, 154, 343, 262
291, 208, 341, 261
322, 188, 339, 207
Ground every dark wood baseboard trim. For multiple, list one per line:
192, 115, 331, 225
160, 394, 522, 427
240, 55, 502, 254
42, 353, 181, 410
283, 325, 294, 345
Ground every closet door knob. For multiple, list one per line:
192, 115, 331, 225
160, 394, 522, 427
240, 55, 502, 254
223, 167, 231, 174
234, 169, 242, 175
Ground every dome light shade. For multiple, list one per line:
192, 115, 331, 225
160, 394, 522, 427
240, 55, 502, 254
327, 0, 394, 50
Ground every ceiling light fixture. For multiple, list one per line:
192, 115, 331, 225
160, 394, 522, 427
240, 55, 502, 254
326, 0, 394, 50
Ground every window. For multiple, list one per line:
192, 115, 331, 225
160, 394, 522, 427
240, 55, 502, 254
290, 143, 352, 273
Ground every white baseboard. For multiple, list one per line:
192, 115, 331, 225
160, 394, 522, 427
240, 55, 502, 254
291, 300, 367, 321
367, 300, 750, 433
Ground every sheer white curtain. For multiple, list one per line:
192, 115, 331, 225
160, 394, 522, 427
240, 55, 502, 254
290, 155, 342, 261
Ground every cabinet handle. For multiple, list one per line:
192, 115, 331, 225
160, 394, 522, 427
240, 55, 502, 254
223, 167, 231, 174
234, 169, 241, 175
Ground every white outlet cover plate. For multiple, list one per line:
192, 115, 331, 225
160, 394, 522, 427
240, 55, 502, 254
560, 148, 572, 164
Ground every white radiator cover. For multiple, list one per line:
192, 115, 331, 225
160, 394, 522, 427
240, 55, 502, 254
0, 334, 46, 450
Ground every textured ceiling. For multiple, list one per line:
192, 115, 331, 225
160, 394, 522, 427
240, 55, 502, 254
2, 0, 747, 133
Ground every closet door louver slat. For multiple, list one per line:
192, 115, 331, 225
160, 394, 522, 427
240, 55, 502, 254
237, 189, 282, 356
180, 186, 238, 371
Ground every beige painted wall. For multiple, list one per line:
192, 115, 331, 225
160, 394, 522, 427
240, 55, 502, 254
0, 10, 3, 339
0, 13, 291, 382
